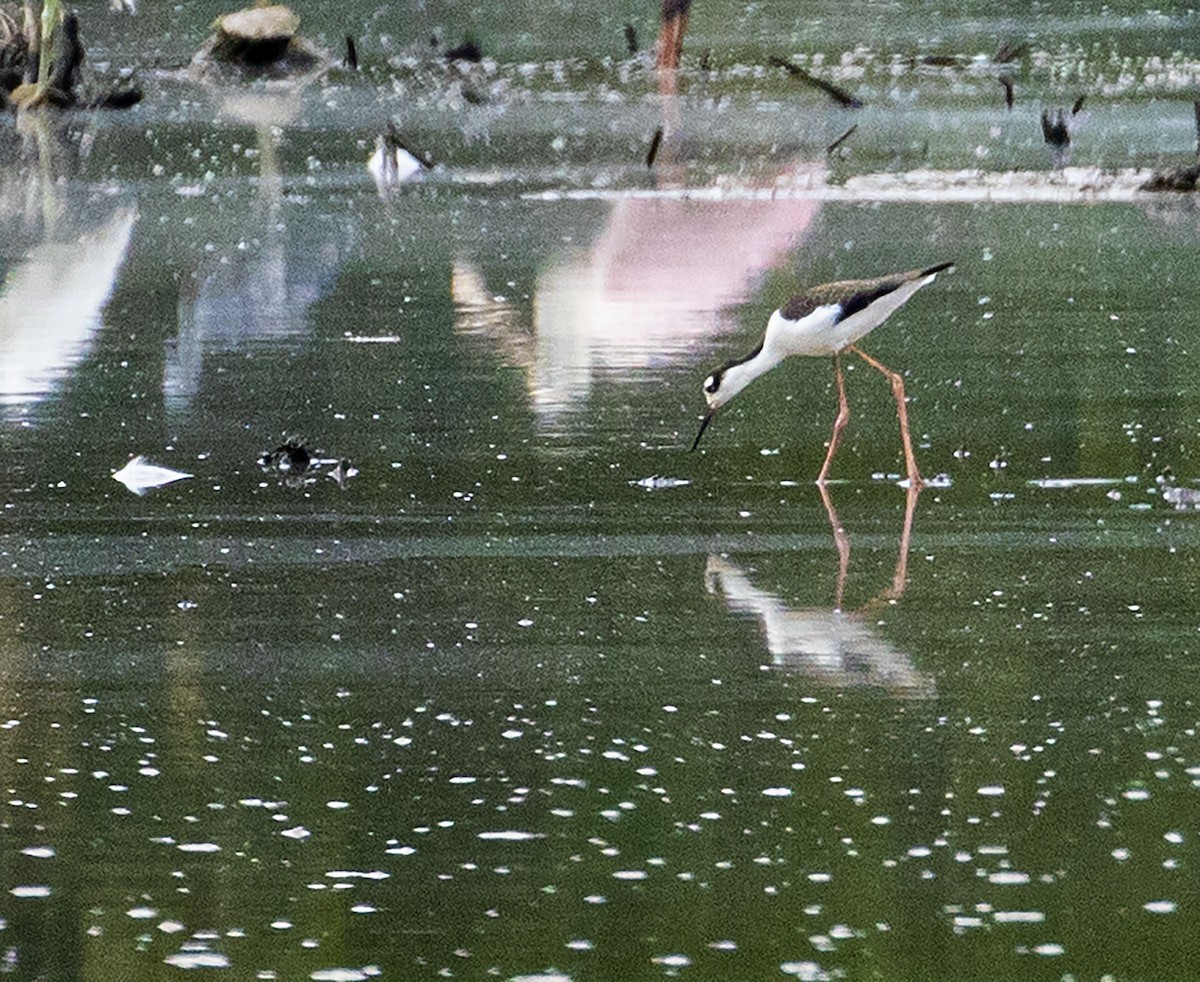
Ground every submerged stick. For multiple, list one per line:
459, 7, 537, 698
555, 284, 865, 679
645, 126, 663, 168
826, 124, 857, 153
768, 55, 862, 108
623, 22, 637, 56
999, 74, 1014, 110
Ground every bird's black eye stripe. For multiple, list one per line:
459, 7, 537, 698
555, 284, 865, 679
704, 373, 721, 394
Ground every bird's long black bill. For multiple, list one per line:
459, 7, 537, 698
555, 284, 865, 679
690, 410, 715, 451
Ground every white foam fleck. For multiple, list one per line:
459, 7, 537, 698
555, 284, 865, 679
163, 950, 231, 969
780, 959, 832, 979
20, 846, 54, 859
1144, 900, 1177, 914
177, 842, 221, 853
762, 787, 793, 798
988, 871, 1030, 885
478, 830, 541, 841
993, 911, 1045, 924
10, 885, 51, 898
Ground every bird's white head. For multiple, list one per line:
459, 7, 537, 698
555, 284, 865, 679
691, 350, 768, 451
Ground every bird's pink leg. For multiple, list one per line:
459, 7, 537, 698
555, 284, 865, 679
847, 344, 924, 489
817, 351, 850, 485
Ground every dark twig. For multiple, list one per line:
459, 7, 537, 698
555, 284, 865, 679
623, 22, 637, 56
999, 74, 1014, 110
768, 55, 862, 108
645, 126, 663, 168
344, 34, 358, 70
826, 124, 857, 153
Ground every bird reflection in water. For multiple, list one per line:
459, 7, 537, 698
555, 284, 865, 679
705, 483, 935, 698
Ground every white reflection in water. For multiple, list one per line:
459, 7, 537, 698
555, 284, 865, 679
454, 167, 824, 426
164, 118, 355, 411
0, 208, 136, 403
705, 485, 934, 698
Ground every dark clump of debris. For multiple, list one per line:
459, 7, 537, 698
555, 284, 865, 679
444, 38, 482, 63
1140, 165, 1200, 192
190, 4, 330, 84
0, 2, 141, 110
259, 437, 357, 490
1140, 101, 1200, 192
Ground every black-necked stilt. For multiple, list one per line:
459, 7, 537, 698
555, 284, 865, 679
690, 261, 954, 487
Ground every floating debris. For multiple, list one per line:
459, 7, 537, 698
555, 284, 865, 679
1139, 101, 1200, 191
630, 475, 691, 491
328, 459, 359, 490
768, 55, 862, 108
190, 4, 331, 83
444, 38, 482, 63
1140, 165, 1200, 192
112, 456, 193, 496
260, 438, 311, 475
259, 438, 356, 489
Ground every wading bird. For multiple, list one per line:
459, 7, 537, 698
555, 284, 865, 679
690, 262, 954, 488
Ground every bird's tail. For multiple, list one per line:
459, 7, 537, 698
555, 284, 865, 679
921, 261, 955, 277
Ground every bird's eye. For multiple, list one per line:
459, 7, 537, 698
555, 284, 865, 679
704, 374, 720, 394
